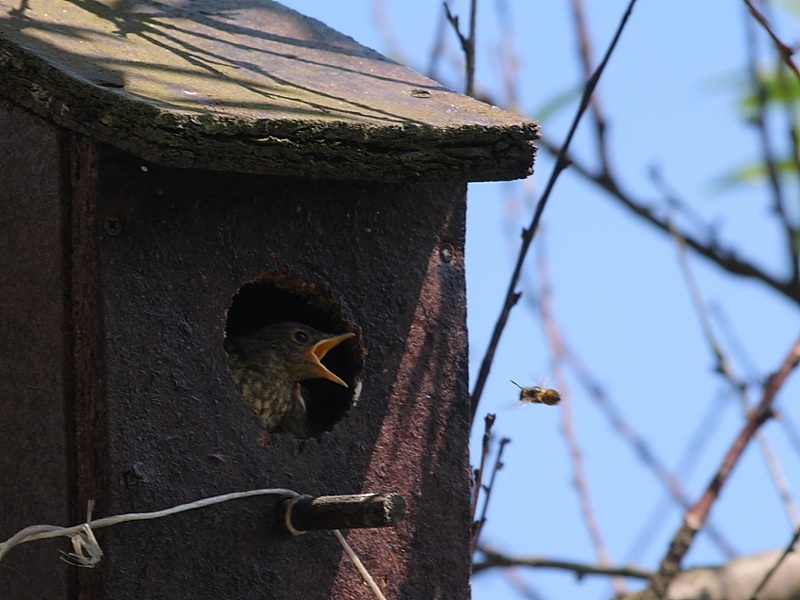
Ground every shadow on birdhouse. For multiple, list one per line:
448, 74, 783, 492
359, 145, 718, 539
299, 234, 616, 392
0, 0, 538, 595
224, 269, 364, 439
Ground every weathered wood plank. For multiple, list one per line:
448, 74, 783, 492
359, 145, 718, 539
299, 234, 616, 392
0, 0, 538, 181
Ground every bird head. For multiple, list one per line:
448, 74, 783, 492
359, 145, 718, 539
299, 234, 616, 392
271, 323, 354, 387
225, 322, 355, 388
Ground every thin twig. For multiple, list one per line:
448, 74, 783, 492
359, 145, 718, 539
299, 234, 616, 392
474, 547, 653, 580
669, 222, 741, 382
742, 0, 800, 82
623, 392, 735, 561
467, 0, 477, 96
471, 412, 496, 551
469, 0, 640, 425
443, 0, 478, 96
563, 343, 737, 558
472, 431, 510, 556
493, 0, 521, 113
370, 0, 405, 63
649, 165, 714, 235
771, 70, 800, 292
426, 5, 449, 80
754, 437, 800, 528
745, 0, 800, 290
743, 10, 800, 294
515, 222, 737, 557
669, 222, 800, 527
744, 12, 788, 243
536, 245, 621, 594
479, 437, 510, 530
749, 525, 800, 600
537, 136, 800, 304
569, 0, 611, 173
645, 334, 800, 597
779, 412, 800, 457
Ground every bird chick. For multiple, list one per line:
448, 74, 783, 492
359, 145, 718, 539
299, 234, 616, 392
225, 322, 354, 436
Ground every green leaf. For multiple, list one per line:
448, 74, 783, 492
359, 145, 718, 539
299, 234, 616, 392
710, 156, 799, 192
739, 64, 800, 118
532, 85, 583, 123
774, 0, 800, 18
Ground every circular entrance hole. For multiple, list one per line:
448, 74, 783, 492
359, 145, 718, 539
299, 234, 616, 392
224, 270, 363, 439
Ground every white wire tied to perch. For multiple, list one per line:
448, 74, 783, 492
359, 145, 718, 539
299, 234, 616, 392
0, 488, 387, 599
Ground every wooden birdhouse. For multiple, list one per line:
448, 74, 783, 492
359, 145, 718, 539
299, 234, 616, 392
0, 1, 538, 598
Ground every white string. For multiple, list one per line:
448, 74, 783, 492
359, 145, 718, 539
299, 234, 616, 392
282, 494, 310, 536
0, 488, 300, 562
2, 488, 390, 599
59, 499, 102, 568
332, 529, 388, 600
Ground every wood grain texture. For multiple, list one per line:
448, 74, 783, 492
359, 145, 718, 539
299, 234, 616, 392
0, 0, 538, 182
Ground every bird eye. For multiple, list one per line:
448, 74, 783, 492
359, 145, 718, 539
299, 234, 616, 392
293, 330, 309, 343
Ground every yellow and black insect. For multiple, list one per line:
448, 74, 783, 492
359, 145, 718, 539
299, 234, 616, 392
510, 380, 561, 406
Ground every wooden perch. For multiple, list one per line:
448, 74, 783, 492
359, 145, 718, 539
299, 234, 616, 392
277, 493, 406, 533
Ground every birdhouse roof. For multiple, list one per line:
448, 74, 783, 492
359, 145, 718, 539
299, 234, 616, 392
0, 0, 538, 182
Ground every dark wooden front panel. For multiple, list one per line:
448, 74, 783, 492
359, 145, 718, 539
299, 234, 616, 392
80, 147, 470, 599
0, 99, 72, 598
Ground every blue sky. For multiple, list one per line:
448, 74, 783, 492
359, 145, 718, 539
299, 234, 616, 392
281, 2, 800, 598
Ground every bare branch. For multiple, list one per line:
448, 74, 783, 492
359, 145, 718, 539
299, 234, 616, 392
749, 526, 800, 600
742, 0, 800, 82
425, 6, 449, 80
744, 15, 788, 240
476, 546, 800, 600
443, 0, 477, 96
569, 0, 611, 173
743, 12, 800, 296
538, 136, 800, 304
536, 245, 621, 593
469, 0, 640, 425
471, 412, 496, 554
643, 335, 800, 598
670, 222, 800, 528
563, 342, 737, 558
472, 431, 510, 557
493, 0, 521, 113
370, 0, 405, 63
474, 547, 653, 580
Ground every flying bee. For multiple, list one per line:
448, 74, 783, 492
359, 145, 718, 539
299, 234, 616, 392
510, 380, 561, 406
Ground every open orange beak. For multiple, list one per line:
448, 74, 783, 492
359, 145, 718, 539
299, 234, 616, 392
307, 332, 355, 387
